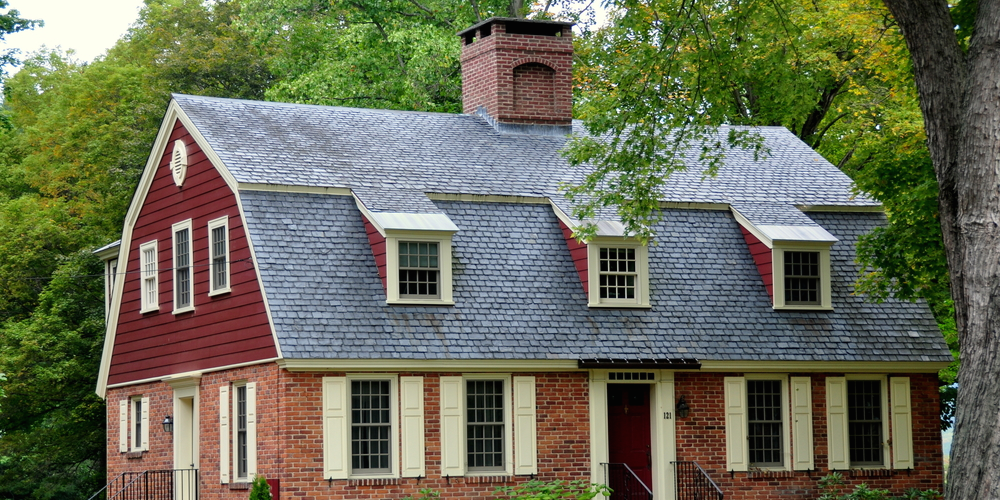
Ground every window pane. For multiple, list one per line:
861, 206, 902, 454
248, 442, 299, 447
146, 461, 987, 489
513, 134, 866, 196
599, 248, 637, 300
175, 228, 191, 307
467, 380, 504, 470
212, 225, 227, 289
399, 242, 440, 298
848, 380, 883, 465
237, 385, 248, 478
351, 380, 392, 473
784, 251, 820, 304
747, 380, 783, 466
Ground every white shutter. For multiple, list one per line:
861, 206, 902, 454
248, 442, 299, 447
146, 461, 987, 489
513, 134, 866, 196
119, 400, 128, 453
439, 376, 465, 476
790, 377, 814, 470
140, 397, 150, 451
247, 382, 258, 476
220, 385, 230, 483
513, 376, 537, 475
323, 377, 349, 480
400, 376, 426, 477
724, 377, 748, 471
826, 377, 849, 470
891, 377, 914, 469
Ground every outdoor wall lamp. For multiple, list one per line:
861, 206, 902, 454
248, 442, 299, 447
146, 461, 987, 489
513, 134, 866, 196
162, 415, 173, 433
676, 396, 690, 418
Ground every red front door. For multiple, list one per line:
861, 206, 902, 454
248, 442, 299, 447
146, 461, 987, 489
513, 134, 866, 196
608, 384, 653, 489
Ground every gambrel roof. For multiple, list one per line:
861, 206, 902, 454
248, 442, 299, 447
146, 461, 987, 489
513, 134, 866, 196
164, 93, 951, 365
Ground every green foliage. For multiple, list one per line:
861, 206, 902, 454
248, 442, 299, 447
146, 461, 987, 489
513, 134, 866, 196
402, 488, 442, 500
249, 474, 272, 500
817, 473, 943, 500
0, 0, 42, 71
0, 252, 107, 499
494, 480, 612, 500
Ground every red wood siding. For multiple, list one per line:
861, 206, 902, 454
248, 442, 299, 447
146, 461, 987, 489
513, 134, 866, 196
362, 213, 388, 290
740, 225, 774, 302
559, 220, 588, 296
107, 120, 277, 386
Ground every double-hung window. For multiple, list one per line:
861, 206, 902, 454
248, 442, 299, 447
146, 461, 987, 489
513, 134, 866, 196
725, 375, 814, 471
783, 251, 820, 305
172, 220, 194, 314
384, 233, 454, 305
118, 395, 149, 453
208, 216, 231, 295
323, 375, 425, 480
587, 240, 649, 308
826, 376, 914, 470
398, 242, 439, 298
771, 245, 832, 310
139, 241, 159, 313
219, 382, 257, 483
467, 380, 506, 471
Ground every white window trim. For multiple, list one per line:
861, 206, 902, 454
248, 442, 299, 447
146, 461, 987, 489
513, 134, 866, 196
172, 219, 195, 314
587, 238, 650, 308
827, 375, 892, 470
323, 374, 401, 479
208, 216, 231, 296
226, 381, 257, 483
772, 243, 833, 310
139, 240, 159, 314
385, 232, 454, 305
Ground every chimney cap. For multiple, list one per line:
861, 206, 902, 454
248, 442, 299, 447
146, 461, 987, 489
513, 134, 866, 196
457, 17, 574, 37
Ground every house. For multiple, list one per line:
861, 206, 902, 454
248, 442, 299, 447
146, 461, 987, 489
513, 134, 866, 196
96, 17, 951, 500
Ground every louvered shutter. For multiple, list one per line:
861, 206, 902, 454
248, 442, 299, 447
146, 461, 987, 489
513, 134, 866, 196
890, 377, 914, 469
439, 376, 465, 476
119, 400, 128, 453
323, 377, 349, 479
220, 385, 230, 483
247, 382, 258, 476
401, 376, 426, 477
790, 377, 814, 470
140, 397, 150, 451
724, 377, 748, 471
513, 376, 537, 475
826, 377, 849, 470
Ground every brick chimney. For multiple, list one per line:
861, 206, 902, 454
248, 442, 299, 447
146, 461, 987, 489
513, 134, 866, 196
458, 18, 574, 134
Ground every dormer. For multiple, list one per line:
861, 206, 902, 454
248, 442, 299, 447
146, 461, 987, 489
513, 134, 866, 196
94, 240, 122, 321
731, 203, 838, 310
551, 201, 651, 308
354, 190, 459, 305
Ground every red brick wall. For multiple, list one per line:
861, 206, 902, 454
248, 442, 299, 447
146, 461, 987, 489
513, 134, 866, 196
109, 367, 591, 500
460, 21, 573, 125
674, 372, 944, 499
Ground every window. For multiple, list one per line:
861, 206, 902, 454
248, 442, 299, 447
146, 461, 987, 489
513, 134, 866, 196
747, 380, 783, 467
467, 380, 505, 471
219, 382, 257, 483
587, 240, 649, 307
118, 395, 149, 452
208, 216, 231, 295
440, 375, 537, 476
847, 380, 883, 466
398, 242, 439, 298
724, 375, 813, 471
351, 380, 392, 473
139, 240, 158, 313
771, 245, 832, 310
385, 234, 454, 305
826, 376, 913, 470
172, 220, 194, 313
324, 375, 423, 480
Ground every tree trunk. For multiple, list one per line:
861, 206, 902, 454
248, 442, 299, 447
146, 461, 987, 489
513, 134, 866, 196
881, 0, 1000, 497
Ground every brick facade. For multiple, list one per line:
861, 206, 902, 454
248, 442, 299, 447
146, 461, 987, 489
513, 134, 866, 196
460, 19, 574, 126
674, 372, 944, 499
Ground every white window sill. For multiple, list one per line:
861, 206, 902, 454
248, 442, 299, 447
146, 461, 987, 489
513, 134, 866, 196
387, 299, 455, 306
208, 287, 231, 297
140, 307, 159, 314
172, 305, 195, 315
773, 305, 834, 311
588, 302, 652, 309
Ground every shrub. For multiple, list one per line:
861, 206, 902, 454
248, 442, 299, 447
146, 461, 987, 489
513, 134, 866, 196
494, 480, 612, 500
248, 474, 271, 500
817, 473, 942, 500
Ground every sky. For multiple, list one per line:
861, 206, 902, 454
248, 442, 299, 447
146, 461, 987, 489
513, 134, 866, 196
5, 0, 145, 65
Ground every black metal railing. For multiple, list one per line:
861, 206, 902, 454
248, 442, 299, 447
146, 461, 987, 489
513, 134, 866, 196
672, 461, 723, 500
87, 469, 199, 500
602, 462, 653, 500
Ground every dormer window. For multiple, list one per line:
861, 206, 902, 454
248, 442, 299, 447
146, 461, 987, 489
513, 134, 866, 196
587, 240, 650, 308
398, 241, 440, 298
783, 251, 820, 305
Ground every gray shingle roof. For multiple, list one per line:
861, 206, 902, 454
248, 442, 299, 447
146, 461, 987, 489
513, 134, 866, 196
241, 191, 950, 362
172, 94, 948, 364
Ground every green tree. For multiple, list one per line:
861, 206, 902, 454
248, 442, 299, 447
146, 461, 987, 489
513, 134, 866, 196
0, 1, 41, 71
